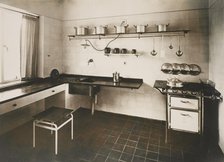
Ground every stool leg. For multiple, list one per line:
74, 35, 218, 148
55, 129, 58, 155
71, 115, 73, 140
33, 121, 36, 148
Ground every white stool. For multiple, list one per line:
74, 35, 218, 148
33, 107, 74, 155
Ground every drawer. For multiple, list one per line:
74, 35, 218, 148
0, 84, 66, 115
170, 97, 199, 110
170, 109, 199, 132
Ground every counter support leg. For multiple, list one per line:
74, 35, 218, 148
91, 96, 95, 115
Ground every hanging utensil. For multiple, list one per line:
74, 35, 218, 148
176, 36, 183, 56
169, 37, 173, 49
160, 35, 165, 57
151, 37, 157, 56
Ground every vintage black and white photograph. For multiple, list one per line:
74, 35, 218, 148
0, 0, 224, 161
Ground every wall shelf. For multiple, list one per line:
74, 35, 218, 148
68, 30, 190, 40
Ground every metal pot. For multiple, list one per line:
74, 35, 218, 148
95, 25, 107, 35
161, 63, 173, 74
157, 24, 169, 32
134, 24, 148, 33
104, 47, 111, 54
172, 63, 181, 75
180, 63, 190, 75
120, 48, 127, 54
167, 78, 183, 87
189, 64, 201, 75
114, 25, 128, 34
113, 48, 120, 54
74, 26, 88, 36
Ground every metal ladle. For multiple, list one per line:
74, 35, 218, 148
169, 37, 173, 49
151, 37, 157, 56
176, 36, 183, 57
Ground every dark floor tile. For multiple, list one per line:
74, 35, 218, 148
106, 158, 118, 162
139, 137, 148, 143
123, 146, 135, 154
108, 150, 122, 160
120, 133, 129, 139
134, 148, 146, 157
137, 142, 148, 150
145, 158, 157, 162
103, 141, 114, 149
129, 135, 139, 142
158, 154, 171, 162
106, 136, 118, 144
120, 153, 133, 162
126, 140, 137, 147
112, 143, 124, 152
148, 144, 159, 153
116, 137, 127, 145
159, 147, 170, 156
148, 138, 159, 145
93, 154, 107, 162
98, 147, 111, 156
132, 156, 145, 162
110, 131, 121, 137
146, 151, 158, 161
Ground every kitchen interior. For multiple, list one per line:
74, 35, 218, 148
0, 0, 224, 162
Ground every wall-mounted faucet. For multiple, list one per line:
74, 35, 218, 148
88, 59, 94, 65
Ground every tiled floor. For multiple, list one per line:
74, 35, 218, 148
0, 108, 223, 162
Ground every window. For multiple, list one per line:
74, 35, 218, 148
0, 8, 22, 83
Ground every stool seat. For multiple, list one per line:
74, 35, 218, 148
33, 107, 74, 155
33, 107, 73, 125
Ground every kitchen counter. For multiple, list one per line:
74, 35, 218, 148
0, 74, 143, 105
60, 74, 143, 89
0, 80, 63, 104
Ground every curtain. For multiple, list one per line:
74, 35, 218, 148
20, 15, 39, 79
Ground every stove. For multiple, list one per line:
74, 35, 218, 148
154, 80, 222, 101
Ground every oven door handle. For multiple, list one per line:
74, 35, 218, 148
180, 100, 190, 104
180, 113, 191, 117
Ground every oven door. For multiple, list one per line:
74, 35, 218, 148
170, 109, 199, 133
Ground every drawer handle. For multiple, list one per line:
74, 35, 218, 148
12, 104, 17, 107
180, 100, 190, 104
181, 113, 191, 117
52, 90, 55, 92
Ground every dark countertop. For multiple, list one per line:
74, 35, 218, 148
153, 80, 221, 98
0, 80, 63, 104
0, 74, 143, 104
60, 74, 143, 89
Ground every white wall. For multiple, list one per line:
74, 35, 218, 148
0, 0, 62, 19
62, 0, 209, 120
0, 0, 210, 121
209, 0, 224, 153
62, 0, 208, 20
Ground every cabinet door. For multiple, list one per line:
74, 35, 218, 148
171, 109, 199, 132
170, 97, 198, 110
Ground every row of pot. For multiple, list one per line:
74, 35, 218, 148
74, 24, 169, 36
104, 47, 137, 54
161, 63, 201, 75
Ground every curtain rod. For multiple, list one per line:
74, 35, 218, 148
0, 3, 39, 18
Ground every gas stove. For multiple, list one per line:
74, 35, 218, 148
154, 80, 222, 101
